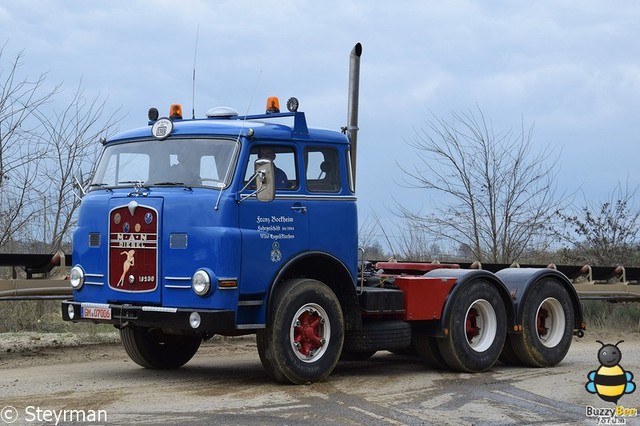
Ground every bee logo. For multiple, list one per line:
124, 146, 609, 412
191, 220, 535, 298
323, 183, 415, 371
586, 340, 635, 404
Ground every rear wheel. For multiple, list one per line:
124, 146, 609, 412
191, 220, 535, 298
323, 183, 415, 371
499, 336, 522, 365
510, 280, 574, 367
437, 281, 507, 372
120, 327, 201, 369
413, 333, 448, 369
257, 278, 344, 384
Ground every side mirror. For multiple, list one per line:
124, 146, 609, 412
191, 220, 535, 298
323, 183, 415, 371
254, 158, 275, 202
72, 175, 87, 201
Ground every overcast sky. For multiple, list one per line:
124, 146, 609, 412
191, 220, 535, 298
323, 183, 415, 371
2, 1, 640, 250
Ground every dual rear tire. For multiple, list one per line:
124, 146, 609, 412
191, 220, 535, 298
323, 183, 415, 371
413, 278, 574, 372
434, 281, 507, 372
506, 280, 574, 367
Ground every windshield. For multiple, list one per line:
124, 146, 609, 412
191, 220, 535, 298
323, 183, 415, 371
91, 138, 239, 190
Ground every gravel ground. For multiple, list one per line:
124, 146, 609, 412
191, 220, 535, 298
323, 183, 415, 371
1, 330, 639, 425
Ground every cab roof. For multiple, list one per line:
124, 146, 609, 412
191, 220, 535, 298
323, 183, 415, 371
107, 111, 349, 146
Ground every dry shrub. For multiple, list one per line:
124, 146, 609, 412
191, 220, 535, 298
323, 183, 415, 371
0, 300, 114, 340
582, 300, 640, 332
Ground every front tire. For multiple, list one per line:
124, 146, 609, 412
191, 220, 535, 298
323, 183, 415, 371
510, 280, 574, 367
120, 327, 201, 369
437, 281, 507, 372
257, 278, 344, 384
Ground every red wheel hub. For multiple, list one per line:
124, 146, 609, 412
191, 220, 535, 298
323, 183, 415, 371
537, 308, 549, 337
293, 310, 323, 356
466, 308, 481, 342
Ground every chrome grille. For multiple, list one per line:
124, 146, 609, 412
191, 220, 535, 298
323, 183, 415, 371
89, 233, 101, 247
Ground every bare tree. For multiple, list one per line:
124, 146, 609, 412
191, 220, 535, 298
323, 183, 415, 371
33, 84, 121, 252
396, 108, 560, 263
391, 219, 445, 262
556, 183, 640, 266
0, 45, 59, 251
0, 162, 40, 250
358, 213, 393, 261
0, 43, 121, 253
359, 212, 443, 262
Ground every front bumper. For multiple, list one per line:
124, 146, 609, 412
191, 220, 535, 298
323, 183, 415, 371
61, 300, 236, 333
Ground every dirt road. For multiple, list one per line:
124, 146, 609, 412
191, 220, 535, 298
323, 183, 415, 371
1, 332, 639, 425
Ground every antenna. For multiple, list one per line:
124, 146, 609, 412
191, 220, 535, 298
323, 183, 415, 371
192, 24, 200, 119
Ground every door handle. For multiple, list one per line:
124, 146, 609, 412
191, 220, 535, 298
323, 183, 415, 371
291, 203, 307, 214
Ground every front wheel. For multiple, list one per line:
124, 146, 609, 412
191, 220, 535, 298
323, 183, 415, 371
437, 281, 507, 372
257, 278, 344, 384
510, 280, 574, 367
120, 327, 201, 369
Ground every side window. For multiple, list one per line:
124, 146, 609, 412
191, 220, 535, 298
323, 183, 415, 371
305, 148, 340, 192
244, 145, 298, 190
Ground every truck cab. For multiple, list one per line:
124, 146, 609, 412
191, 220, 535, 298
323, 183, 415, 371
63, 99, 359, 332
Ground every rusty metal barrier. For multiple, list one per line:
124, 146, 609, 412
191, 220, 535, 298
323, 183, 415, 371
0, 252, 72, 300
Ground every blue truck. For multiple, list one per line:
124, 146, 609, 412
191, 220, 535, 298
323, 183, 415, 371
61, 44, 585, 384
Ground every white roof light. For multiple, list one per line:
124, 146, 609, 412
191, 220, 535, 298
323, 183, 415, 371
206, 106, 239, 118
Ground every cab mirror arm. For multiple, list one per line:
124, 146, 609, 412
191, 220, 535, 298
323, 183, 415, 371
238, 159, 275, 203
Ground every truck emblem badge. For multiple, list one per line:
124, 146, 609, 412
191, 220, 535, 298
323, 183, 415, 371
271, 241, 282, 262
116, 250, 136, 287
151, 117, 173, 140
127, 200, 138, 216
108, 204, 158, 292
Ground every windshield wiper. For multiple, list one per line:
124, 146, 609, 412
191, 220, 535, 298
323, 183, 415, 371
152, 182, 185, 186
118, 180, 148, 187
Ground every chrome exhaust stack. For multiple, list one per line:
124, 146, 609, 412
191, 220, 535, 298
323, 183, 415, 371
347, 43, 362, 190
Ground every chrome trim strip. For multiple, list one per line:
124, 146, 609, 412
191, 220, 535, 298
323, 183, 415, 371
141, 306, 178, 313
238, 300, 263, 306
242, 194, 356, 202
80, 302, 110, 309
236, 324, 265, 329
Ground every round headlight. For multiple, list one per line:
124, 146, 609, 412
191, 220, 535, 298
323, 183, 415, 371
192, 270, 211, 296
189, 312, 202, 329
67, 304, 75, 320
69, 266, 85, 290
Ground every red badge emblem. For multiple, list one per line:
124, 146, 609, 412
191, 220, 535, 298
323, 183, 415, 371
108, 203, 158, 292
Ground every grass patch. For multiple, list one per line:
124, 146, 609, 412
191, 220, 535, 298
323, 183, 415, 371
582, 300, 640, 333
0, 300, 116, 343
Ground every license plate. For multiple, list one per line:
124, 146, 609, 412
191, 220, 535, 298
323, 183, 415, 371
81, 305, 112, 320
